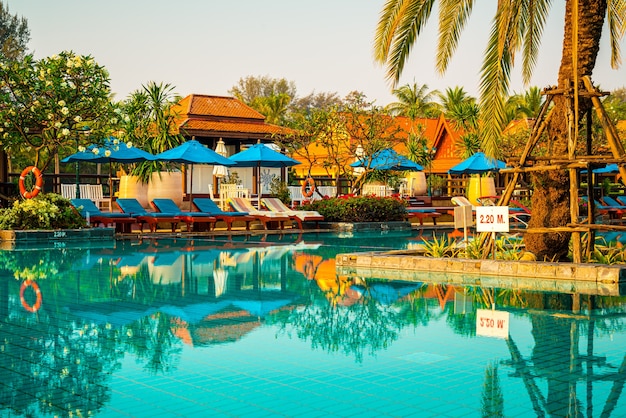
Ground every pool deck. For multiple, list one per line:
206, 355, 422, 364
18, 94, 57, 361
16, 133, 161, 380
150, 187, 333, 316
336, 249, 626, 296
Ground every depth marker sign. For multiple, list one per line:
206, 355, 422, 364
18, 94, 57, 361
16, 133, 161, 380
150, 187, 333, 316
475, 206, 510, 233
476, 309, 510, 339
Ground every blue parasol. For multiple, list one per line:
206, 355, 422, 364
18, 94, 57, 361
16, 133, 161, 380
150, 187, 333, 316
350, 148, 423, 171
448, 152, 506, 174
229, 143, 300, 197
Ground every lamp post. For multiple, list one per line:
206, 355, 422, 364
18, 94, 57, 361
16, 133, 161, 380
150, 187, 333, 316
74, 126, 91, 198
426, 146, 437, 196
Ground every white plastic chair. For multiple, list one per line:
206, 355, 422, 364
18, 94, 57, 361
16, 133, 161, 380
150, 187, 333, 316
61, 184, 77, 199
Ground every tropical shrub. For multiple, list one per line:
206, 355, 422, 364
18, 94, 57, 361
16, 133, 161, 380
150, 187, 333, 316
0, 193, 86, 230
300, 196, 406, 222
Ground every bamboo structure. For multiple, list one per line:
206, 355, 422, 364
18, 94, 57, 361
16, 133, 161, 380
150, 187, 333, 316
493, 76, 626, 261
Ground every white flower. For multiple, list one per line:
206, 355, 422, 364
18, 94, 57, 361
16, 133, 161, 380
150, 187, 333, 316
3, 122, 9, 127
114, 108, 122, 114
110, 117, 118, 124
92, 148, 100, 155
104, 150, 111, 157
78, 146, 85, 152
24, 127, 28, 133
54, 122, 61, 128
124, 115, 130, 123
126, 142, 132, 148
61, 107, 69, 115
112, 138, 119, 145
61, 128, 70, 137
74, 116, 82, 123
58, 100, 66, 107
47, 113, 54, 120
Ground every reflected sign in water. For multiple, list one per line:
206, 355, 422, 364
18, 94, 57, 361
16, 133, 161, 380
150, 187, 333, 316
0, 231, 625, 417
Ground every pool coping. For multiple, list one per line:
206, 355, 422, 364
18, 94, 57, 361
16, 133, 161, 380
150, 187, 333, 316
336, 249, 626, 296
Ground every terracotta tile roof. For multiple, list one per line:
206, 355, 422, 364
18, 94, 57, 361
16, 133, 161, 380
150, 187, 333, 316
171, 94, 293, 138
180, 119, 289, 136
174, 94, 266, 121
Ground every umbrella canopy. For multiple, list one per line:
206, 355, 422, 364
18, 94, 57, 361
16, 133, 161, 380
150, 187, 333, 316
350, 148, 423, 171
61, 137, 155, 205
229, 143, 300, 200
593, 163, 618, 174
448, 152, 506, 174
153, 140, 236, 208
229, 143, 300, 168
153, 140, 234, 166
61, 137, 156, 164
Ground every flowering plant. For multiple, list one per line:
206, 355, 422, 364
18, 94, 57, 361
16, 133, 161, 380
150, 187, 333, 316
0, 193, 86, 230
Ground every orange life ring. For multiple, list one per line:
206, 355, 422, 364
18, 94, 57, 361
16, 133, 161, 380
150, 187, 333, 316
20, 279, 42, 313
301, 177, 315, 198
19, 166, 44, 199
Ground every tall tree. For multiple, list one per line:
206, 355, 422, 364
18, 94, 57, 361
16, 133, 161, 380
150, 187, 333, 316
0, 2, 29, 62
387, 82, 440, 118
374, 0, 626, 260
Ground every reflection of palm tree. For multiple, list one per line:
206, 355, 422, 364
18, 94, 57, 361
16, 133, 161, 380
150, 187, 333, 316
481, 361, 504, 418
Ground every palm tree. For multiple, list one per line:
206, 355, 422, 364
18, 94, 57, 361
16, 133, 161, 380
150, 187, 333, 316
374, 0, 626, 260
386, 82, 440, 118
505, 86, 544, 122
438, 86, 474, 115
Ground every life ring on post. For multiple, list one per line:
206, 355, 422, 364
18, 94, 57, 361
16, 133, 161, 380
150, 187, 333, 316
19, 166, 44, 199
301, 177, 316, 198
20, 279, 42, 313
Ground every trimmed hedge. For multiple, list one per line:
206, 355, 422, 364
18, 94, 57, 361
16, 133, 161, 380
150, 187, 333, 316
300, 196, 407, 222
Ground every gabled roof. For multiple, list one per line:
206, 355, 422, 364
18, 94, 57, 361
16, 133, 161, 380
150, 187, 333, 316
171, 94, 292, 140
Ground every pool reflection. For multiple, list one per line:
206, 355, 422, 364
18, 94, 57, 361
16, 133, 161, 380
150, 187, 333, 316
1, 233, 626, 417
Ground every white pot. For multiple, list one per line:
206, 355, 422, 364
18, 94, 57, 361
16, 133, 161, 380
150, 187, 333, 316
407, 172, 427, 196
118, 175, 149, 208
147, 171, 183, 207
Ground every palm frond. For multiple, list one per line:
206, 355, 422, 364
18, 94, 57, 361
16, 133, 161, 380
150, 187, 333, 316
521, 0, 551, 84
374, 0, 436, 86
607, 0, 626, 69
436, 0, 475, 74
479, 10, 514, 158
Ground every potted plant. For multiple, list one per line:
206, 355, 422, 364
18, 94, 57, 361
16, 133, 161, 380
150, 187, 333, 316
119, 82, 185, 207
427, 175, 446, 196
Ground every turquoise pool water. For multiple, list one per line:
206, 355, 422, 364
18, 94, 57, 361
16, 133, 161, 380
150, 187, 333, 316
1, 230, 626, 417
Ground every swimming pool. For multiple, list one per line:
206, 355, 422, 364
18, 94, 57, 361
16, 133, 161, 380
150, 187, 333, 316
1, 230, 626, 417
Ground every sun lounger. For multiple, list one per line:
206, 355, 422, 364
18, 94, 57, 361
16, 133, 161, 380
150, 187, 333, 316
150, 198, 217, 232
192, 198, 256, 231
70, 198, 136, 233
261, 197, 324, 228
228, 197, 293, 230
600, 196, 626, 210
405, 207, 442, 225
115, 198, 180, 233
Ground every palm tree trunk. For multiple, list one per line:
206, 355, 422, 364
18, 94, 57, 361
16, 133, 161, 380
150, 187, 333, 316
525, 0, 607, 260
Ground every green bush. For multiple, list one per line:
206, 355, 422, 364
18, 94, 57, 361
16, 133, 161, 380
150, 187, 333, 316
0, 193, 86, 230
300, 196, 407, 222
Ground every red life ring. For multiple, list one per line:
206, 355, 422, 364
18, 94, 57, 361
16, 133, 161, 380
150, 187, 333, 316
19, 166, 44, 199
301, 177, 315, 198
20, 279, 42, 313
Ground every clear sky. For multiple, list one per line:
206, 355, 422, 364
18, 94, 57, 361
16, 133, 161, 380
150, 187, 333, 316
8, 0, 626, 105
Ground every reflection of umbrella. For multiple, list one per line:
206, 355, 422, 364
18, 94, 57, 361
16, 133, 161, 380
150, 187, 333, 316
213, 138, 229, 179
350, 148, 423, 171
61, 137, 155, 204
229, 143, 301, 196
154, 140, 235, 208
448, 152, 506, 174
